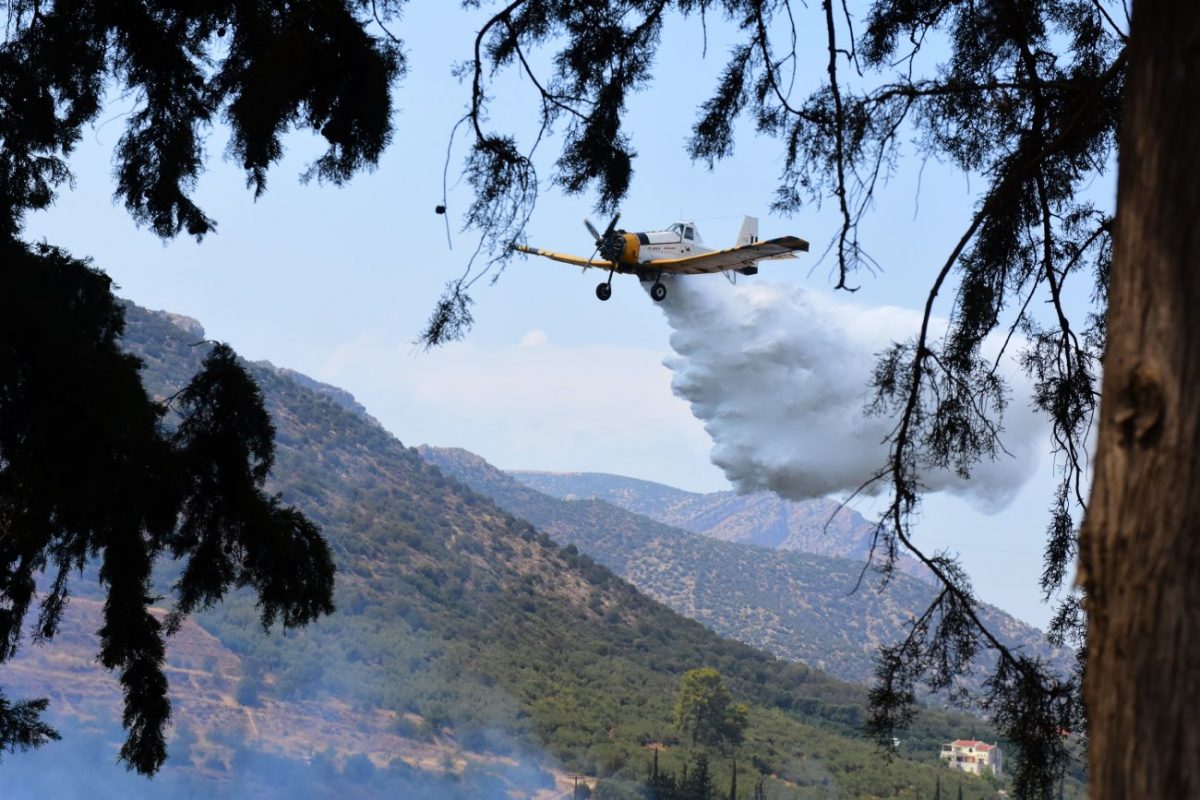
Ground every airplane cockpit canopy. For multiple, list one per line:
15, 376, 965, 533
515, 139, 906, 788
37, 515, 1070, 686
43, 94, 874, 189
668, 222, 700, 242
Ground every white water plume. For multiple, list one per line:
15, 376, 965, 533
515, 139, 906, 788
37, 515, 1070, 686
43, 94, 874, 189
654, 277, 1043, 512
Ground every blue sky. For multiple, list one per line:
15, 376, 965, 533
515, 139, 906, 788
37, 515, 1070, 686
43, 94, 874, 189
25, 4, 1110, 629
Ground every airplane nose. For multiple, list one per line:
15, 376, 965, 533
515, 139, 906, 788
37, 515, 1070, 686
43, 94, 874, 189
600, 233, 622, 263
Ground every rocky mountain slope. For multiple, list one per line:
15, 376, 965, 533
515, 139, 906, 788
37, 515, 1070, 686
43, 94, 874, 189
433, 449, 1072, 690
512, 470, 930, 579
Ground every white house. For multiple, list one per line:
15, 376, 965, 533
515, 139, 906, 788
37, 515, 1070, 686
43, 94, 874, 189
940, 739, 1003, 778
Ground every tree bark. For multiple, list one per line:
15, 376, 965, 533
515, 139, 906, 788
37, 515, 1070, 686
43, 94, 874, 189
1082, 3, 1200, 797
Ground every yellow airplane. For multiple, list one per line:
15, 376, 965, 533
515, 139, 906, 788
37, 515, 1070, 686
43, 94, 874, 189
512, 214, 809, 301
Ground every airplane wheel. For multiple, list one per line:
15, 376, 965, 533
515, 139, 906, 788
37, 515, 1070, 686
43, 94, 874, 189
596, 282, 612, 301
650, 282, 667, 302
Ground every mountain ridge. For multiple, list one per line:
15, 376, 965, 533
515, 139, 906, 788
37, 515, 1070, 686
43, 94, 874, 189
426, 447, 1073, 690
511, 469, 932, 581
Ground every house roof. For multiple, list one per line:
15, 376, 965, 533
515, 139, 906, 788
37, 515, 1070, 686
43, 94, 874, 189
950, 739, 997, 751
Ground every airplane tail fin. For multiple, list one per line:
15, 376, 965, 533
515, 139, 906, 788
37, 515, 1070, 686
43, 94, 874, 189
736, 216, 759, 247
736, 216, 760, 275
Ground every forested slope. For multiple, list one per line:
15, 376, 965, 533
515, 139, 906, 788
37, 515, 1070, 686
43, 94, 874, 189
1, 304, 1025, 799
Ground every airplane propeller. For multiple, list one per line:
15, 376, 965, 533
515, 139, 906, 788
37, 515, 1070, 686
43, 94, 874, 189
581, 220, 602, 272
583, 212, 622, 299
584, 212, 622, 264
581, 246, 600, 274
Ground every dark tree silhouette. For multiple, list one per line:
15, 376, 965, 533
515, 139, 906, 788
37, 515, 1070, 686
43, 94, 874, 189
641, 749, 720, 800
0, 0, 402, 241
0, 241, 336, 773
682, 751, 715, 800
644, 748, 680, 800
0, 0, 401, 774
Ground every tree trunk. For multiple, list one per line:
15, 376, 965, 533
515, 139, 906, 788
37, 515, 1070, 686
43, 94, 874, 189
1082, 3, 1200, 798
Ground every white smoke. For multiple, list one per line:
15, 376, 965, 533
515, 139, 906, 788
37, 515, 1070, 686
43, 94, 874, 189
655, 277, 1043, 512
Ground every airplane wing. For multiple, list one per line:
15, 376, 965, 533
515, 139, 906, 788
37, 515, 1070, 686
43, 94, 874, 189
511, 244, 612, 269
649, 236, 809, 275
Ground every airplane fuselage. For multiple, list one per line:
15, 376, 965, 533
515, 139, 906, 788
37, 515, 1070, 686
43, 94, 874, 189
606, 222, 710, 275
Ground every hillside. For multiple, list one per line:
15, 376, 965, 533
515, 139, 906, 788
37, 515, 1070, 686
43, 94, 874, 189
3, 599, 511, 799
425, 448, 1072, 690
0, 304, 1027, 799
512, 470, 930, 579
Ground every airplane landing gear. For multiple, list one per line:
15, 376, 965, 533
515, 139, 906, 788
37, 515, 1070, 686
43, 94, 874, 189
650, 282, 667, 302
597, 269, 616, 301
